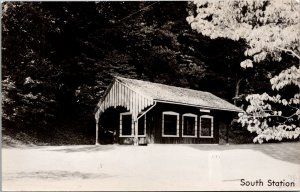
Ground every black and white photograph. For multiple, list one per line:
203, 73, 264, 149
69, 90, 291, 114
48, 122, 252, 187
1, 0, 300, 191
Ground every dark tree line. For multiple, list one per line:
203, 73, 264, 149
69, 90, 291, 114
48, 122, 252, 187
2, 2, 281, 144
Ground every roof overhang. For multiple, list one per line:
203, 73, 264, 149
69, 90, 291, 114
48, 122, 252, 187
154, 99, 244, 113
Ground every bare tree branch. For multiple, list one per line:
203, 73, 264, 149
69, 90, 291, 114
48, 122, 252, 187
275, 46, 300, 60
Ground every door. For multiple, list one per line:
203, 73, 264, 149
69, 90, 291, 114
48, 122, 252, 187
138, 115, 147, 145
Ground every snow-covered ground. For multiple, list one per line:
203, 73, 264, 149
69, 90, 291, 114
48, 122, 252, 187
2, 143, 300, 191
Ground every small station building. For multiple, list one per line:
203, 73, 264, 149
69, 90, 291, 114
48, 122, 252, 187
94, 76, 243, 145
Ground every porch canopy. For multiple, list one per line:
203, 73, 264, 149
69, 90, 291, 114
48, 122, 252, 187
95, 76, 243, 144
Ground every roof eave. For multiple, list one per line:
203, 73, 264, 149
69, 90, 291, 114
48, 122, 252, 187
154, 99, 244, 113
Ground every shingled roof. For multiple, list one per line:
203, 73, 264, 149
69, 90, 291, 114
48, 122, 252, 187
115, 76, 243, 112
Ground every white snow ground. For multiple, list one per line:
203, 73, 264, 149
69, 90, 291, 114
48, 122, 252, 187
2, 143, 300, 191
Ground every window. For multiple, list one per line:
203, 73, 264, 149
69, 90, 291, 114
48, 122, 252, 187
182, 114, 197, 137
138, 114, 146, 136
120, 112, 133, 137
120, 112, 146, 137
200, 115, 213, 138
162, 112, 179, 137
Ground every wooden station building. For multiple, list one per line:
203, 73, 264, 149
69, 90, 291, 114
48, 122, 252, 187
94, 76, 243, 145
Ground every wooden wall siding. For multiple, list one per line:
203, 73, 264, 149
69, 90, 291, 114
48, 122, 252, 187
96, 79, 154, 120
147, 103, 221, 144
99, 102, 232, 145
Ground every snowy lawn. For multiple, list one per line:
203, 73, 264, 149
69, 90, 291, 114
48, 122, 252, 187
2, 143, 300, 191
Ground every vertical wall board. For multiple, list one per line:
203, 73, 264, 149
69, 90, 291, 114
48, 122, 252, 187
111, 84, 114, 108
117, 82, 120, 107
142, 98, 145, 111
129, 90, 133, 114
122, 86, 126, 110
126, 85, 130, 111
122, 83, 127, 109
109, 90, 112, 108
113, 84, 116, 107
135, 92, 139, 118
120, 82, 123, 108
115, 84, 117, 107
116, 82, 119, 107
110, 85, 116, 107
118, 82, 122, 107
133, 92, 136, 117
138, 95, 141, 114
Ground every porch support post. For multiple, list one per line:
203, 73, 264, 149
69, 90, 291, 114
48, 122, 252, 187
95, 109, 100, 145
133, 116, 138, 146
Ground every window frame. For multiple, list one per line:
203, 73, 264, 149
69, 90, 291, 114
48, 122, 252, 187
120, 112, 147, 137
119, 112, 134, 137
182, 113, 197, 138
162, 111, 179, 137
199, 115, 214, 138
137, 114, 146, 137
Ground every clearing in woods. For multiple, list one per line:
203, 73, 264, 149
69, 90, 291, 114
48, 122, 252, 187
2, 142, 300, 191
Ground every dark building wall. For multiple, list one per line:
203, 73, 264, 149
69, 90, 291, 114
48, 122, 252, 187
99, 103, 236, 145
146, 103, 220, 144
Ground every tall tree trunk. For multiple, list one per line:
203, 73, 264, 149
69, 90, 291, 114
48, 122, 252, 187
234, 78, 243, 106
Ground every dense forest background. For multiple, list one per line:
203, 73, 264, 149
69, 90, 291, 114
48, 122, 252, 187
2, 2, 294, 144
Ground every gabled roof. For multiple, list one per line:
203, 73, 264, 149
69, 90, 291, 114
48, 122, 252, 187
115, 76, 243, 112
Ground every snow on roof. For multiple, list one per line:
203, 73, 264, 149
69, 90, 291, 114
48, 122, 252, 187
115, 76, 243, 112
